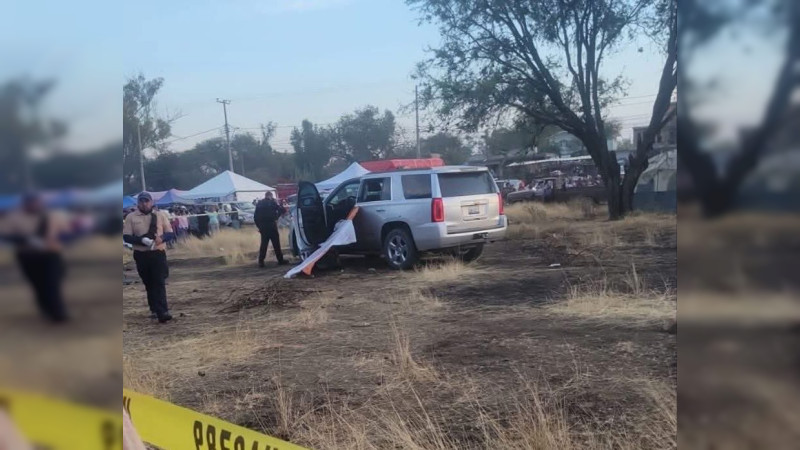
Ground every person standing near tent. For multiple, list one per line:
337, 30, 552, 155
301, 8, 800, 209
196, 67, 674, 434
176, 208, 189, 240
230, 204, 240, 229
197, 206, 210, 238
122, 192, 174, 323
255, 192, 287, 267
208, 206, 220, 235
188, 208, 199, 237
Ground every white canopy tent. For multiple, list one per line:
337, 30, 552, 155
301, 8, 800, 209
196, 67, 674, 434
635, 150, 677, 193
185, 170, 277, 203
315, 162, 370, 192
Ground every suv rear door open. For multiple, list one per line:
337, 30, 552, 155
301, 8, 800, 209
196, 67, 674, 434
297, 181, 328, 247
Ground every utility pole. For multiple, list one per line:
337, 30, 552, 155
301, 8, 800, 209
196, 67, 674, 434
415, 85, 421, 158
217, 98, 234, 172
137, 121, 146, 191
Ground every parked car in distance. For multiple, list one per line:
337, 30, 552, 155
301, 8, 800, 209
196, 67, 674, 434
505, 177, 606, 205
233, 202, 255, 224
506, 179, 554, 204
290, 166, 507, 269
496, 178, 525, 191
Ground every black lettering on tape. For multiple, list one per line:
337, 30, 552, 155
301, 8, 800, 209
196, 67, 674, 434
234, 436, 245, 450
251, 441, 259, 450
101, 419, 118, 450
219, 429, 232, 450
194, 420, 204, 450
122, 396, 131, 416
207, 424, 217, 450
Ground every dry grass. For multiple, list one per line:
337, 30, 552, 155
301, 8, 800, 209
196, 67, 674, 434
389, 323, 438, 383
505, 201, 675, 246
124, 319, 263, 394
293, 294, 332, 328
399, 287, 445, 311
123, 356, 171, 401
547, 270, 675, 327
679, 291, 800, 325
172, 228, 289, 265
579, 228, 625, 248
175, 228, 258, 264
505, 202, 586, 224
412, 258, 479, 284
273, 371, 676, 450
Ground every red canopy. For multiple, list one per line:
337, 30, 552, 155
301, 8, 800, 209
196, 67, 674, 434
360, 158, 445, 172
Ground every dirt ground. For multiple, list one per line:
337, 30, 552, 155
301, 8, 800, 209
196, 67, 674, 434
123, 204, 677, 449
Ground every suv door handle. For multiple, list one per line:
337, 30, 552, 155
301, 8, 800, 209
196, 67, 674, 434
376, 209, 386, 212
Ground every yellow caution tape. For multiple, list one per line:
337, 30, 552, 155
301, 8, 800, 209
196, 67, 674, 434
123, 389, 308, 450
0, 388, 122, 450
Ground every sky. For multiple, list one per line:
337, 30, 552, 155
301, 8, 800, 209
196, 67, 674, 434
3, 0, 697, 154
119, 0, 674, 155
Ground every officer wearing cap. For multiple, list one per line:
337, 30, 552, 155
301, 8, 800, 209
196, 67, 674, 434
123, 192, 175, 323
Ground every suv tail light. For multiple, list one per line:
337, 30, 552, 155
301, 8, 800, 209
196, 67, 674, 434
498, 193, 504, 215
431, 197, 445, 222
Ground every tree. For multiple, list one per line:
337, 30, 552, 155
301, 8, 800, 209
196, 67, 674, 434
408, 0, 677, 219
123, 74, 173, 193
0, 78, 66, 192
334, 106, 397, 161
34, 143, 122, 190
482, 127, 534, 158
291, 120, 333, 181
421, 132, 473, 164
141, 129, 294, 192
679, 0, 799, 216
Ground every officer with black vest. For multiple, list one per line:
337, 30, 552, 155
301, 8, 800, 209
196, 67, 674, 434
255, 192, 287, 267
123, 192, 175, 323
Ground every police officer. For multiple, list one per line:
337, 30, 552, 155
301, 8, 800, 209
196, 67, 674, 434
123, 192, 175, 323
255, 192, 287, 268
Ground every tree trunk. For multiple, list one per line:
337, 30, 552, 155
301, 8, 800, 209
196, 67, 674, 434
600, 149, 622, 220
621, 152, 650, 214
606, 177, 622, 220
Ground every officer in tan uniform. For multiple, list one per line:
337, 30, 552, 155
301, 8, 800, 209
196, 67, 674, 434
0, 193, 71, 322
123, 192, 175, 323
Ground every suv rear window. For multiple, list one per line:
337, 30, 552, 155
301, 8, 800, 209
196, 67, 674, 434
437, 172, 496, 197
359, 178, 391, 202
401, 174, 432, 199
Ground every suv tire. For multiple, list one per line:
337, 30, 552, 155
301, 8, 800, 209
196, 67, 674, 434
459, 244, 484, 263
383, 228, 418, 270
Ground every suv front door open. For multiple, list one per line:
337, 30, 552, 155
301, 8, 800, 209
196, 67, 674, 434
323, 179, 361, 234
297, 181, 328, 247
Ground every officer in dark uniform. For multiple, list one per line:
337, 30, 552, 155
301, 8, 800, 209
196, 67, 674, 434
255, 192, 287, 267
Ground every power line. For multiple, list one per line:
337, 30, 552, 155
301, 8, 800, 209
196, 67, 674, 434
163, 127, 222, 144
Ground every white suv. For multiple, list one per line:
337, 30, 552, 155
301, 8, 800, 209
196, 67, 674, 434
290, 166, 507, 269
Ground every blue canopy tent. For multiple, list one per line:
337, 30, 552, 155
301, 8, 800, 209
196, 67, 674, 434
85, 180, 123, 206
155, 189, 191, 206
0, 195, 21, 211
122, 196, 137, 209
46, 189, 87, 208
